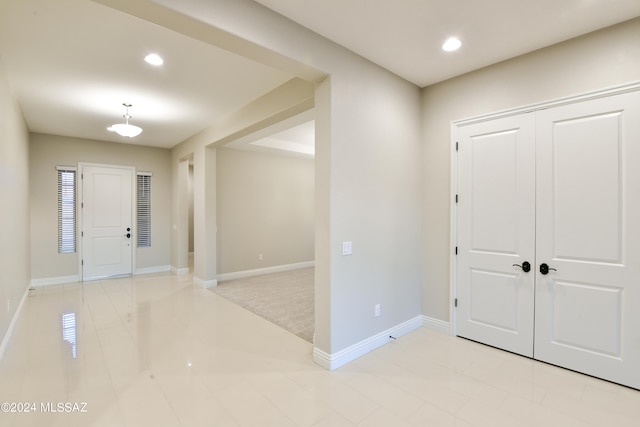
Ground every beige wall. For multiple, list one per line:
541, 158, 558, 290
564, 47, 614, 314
421, 17, 640, 322
29, 133, 172, 280
0, 54, 29, 346
321, 69, 422, 353
216, 147, 314, 274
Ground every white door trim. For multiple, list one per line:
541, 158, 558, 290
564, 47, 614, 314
452, 81, 640, 128
450, 80, 640, 336
79, 162, 137, 280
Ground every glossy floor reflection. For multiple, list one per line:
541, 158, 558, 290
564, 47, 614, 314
0, 273, 639, 426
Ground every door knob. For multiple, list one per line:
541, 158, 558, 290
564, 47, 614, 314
540, 263, 556, 275
512, 261, 531, 272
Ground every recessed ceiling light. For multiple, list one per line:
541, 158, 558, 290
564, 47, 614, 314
442, 37, 462, 52
144, 53, 164, 66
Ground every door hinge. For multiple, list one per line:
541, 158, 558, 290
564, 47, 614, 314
456, 141, 459, 151
81, 231, 83, 237
454, 298, 458, 308
81, 260, 83, 266
81, 202, 84, 208
455, 194, 458, 203
455, 246, 458, 255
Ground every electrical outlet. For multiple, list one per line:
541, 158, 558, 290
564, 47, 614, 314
374, 304, 380, 317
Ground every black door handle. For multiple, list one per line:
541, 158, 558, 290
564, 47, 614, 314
540, 263, 557, 275
513, 261, 531, 272
125, 233, 131, 239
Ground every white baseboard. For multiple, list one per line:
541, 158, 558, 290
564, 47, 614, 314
31, 265, 174, 287
217, 261, 314, 282
171, 266, 190, 276
0, 286, 29, 362
193, 276, 217, 289
313, 315, 423, 371
421, 315, 452, 335
30, 275, 81, 287
135, 265, 170, 275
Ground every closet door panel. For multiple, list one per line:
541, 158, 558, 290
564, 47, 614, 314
456, 113, 536, 357
535, 91, 640, 389
550, 111, 622, 263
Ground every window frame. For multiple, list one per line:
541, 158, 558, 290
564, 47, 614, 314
57, 166, 77, 254
137, 172, 152, 248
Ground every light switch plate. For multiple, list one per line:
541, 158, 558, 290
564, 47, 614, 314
342, 241, 353, 256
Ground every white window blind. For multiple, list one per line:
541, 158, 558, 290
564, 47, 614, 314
57, 167, 76, 254
137, 173, 152, 247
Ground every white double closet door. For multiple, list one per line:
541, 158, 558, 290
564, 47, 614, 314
455, 90, 640, 389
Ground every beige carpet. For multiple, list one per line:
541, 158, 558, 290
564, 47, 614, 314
212, 267, 314, 343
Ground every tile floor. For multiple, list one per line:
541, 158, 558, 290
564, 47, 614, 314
0, 272, 638, 426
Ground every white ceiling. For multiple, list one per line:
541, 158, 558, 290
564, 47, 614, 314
255, 0, 640, 87
1, 0, 639, 150
0, 0, 293, 148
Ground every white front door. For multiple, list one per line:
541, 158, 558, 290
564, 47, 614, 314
534, 91, 640, 389
456, 113, 536, 357
82, 165, 133, 280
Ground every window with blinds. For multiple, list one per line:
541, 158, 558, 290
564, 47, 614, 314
137, 173, 152, 247
57, 167, 76, 254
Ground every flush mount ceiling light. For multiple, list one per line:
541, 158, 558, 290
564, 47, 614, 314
144, 53, 164, 66
442, 37, 462, 52
107, 103, 143, 138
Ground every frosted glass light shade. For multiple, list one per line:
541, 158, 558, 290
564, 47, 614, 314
109, 123, 143, 138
